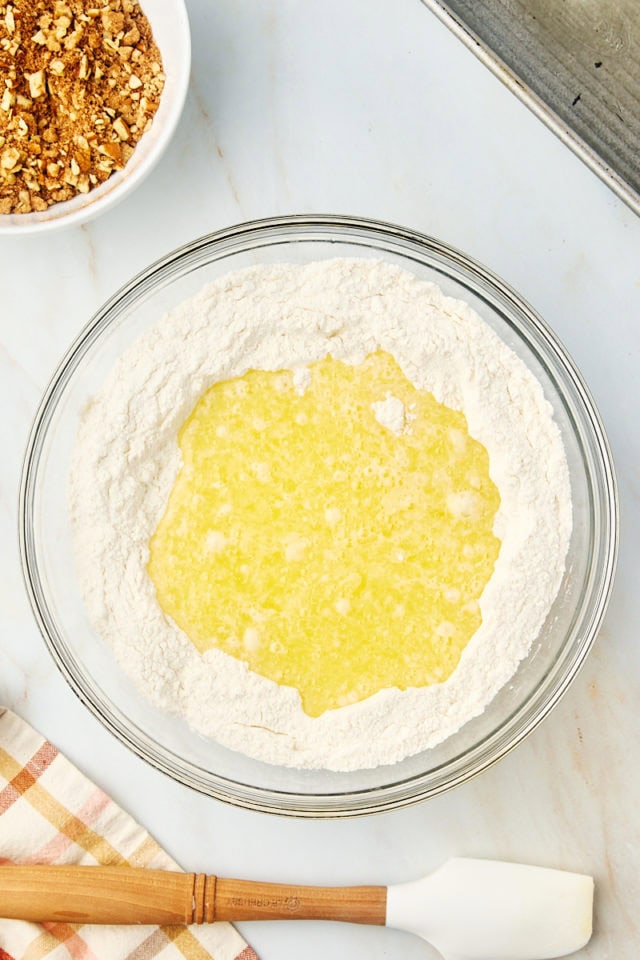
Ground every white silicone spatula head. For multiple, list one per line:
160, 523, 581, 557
386, 858, 594, 960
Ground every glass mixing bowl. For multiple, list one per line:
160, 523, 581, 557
20, 215, 618, 817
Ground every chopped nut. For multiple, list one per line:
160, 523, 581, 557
122, 23, 138, 44
64, 25, 83, 49
99, 139, 121, 162
112, 116, 129, 140
5, 6, 16, 32
49, 58, 65, 75
16, 189, 32, 211
73, 132, 91, 171
27, 71, 47, 98
1, 146, 22, 169
54, 14, 72, 39
128, 73, 142, 89
0, 89, 14, 111
102, 9, 124, 33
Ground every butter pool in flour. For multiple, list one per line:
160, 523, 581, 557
69, 259, 572, 771
147, 350, 501, 719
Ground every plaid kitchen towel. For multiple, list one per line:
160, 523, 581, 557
0, 707, 259, 960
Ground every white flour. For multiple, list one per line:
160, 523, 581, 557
69, 259, 572, 771
371, 395, 412, 434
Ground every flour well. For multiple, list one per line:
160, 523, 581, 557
69, 259, 572, 771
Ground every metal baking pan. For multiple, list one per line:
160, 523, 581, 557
422, 0, 640, 216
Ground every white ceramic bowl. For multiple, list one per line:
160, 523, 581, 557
0, 0, 190, 236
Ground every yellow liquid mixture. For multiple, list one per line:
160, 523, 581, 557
148, 351, 501, 717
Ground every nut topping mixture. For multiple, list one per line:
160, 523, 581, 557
0, 0, 164, 215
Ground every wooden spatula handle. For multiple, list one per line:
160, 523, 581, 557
0, 866, 387, 926
214, 876, 386, 924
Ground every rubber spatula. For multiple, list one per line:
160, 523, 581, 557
0, 858, 593, 959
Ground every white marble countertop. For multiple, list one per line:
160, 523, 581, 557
1, 1, 639, 957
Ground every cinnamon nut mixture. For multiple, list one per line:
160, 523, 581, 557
0, 0, 164, 215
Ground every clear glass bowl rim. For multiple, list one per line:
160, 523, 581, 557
19, 214, 619, 817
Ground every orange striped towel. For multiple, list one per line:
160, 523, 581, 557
0, 708, 259, 960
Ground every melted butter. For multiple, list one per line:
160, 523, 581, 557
148, 351, 501, 717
